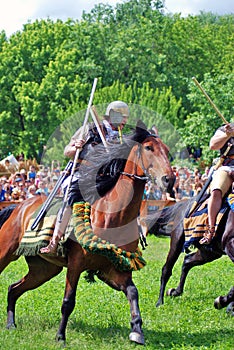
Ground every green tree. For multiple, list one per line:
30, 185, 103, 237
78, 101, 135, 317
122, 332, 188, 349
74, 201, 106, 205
0, 1, 233, 163
182, 72, 234, 165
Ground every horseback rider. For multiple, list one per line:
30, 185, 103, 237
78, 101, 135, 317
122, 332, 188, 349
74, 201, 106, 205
200, 122, 234, 245
40, 101, 129, 254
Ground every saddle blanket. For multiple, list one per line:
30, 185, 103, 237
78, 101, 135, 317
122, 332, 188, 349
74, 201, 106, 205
183, 196, 230, 251
15, 198, 72, 257
14, 199, 146, 272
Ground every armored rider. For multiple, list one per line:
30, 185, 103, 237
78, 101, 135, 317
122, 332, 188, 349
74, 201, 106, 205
40, 101, 129, 254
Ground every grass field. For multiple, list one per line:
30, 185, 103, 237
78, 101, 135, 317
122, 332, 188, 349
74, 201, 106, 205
0, 235, 233, 349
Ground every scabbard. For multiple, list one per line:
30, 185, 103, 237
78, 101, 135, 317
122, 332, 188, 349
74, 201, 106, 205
30, 161, 73, 230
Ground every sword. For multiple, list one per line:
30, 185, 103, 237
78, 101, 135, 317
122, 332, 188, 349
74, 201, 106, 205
30, 160, 73, 230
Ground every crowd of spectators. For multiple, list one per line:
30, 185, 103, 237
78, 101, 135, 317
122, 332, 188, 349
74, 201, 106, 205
0, 159, 62, 203
0, 157, 211, 206
143, 165, 211, 205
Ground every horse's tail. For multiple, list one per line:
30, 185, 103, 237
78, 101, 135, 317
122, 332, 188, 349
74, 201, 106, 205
0, 205, 18, 229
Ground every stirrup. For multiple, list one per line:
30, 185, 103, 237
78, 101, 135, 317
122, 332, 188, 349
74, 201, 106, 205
199, 226, 215, 245
40, 240, 58, 254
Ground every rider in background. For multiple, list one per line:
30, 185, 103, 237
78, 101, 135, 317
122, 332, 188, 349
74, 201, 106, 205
40, 101, 129, 254
200, 123, 234, 245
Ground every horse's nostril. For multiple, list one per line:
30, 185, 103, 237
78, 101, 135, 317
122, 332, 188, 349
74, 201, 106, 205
162, 175, 169, 184
162, 175, 176, 192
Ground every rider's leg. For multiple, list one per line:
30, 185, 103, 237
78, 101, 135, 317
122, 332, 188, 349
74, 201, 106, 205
199, 189, 222, 244
40, 177, 84, 254
40, 206, 72, 253
200, 169, 232, 245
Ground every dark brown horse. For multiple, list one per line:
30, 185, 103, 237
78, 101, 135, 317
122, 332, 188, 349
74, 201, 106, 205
152, 196, 234, 314
0, 123, 174, 346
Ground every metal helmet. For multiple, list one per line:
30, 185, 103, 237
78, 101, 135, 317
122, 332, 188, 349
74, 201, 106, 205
105, 101, 129, 126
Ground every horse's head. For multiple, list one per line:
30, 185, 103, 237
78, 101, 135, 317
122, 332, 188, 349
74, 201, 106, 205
130, 120, 175, 193
141, 136, 175, 192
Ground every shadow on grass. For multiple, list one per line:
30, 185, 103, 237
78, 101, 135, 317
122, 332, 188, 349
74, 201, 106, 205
68, 320, 233, 348
144, 328, 233, 348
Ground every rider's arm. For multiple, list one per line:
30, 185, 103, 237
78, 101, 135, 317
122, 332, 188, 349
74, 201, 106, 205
210, 124, 234, 150
64, 126, 89, 159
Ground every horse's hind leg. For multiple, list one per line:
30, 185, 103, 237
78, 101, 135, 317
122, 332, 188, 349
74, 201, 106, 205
56, 248, 84, 345
7, 256, 62, 329
156, 225, 184, 307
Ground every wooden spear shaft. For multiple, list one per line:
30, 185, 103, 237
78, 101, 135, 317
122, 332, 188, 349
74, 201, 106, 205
192, 77, 228, 125
61, 78, 98, 211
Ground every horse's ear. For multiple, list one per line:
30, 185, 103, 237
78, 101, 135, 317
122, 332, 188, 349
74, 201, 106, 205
130, 120, 150, 143
136, 120, 148, 132
148, 125, 159, 136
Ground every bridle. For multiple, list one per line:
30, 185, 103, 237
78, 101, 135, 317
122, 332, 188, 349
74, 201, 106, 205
120, 141, 155, 182
120, 135, 160, 250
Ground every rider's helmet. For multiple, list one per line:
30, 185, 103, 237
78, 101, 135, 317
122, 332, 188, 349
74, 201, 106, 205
105, 101, 129, 127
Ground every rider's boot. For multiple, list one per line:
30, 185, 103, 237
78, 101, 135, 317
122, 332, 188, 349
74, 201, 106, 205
40, 231, 62, 254
40, 206, 72, 254
199, 225, 215, 245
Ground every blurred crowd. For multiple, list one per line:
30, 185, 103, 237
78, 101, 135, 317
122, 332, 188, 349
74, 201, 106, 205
143, 165, 210, 205
0, 157, 211, 205
0, 160, 62, 202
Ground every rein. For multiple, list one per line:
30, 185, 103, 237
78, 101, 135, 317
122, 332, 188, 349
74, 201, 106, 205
120, 144, 150, 250
120, 172, 148, 181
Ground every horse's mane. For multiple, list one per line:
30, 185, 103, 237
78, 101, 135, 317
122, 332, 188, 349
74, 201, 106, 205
78, 120, 151, 204
144, 197, 196, 235
0, 205, 17, 229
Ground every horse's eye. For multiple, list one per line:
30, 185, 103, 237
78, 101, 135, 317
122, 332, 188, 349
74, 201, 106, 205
145, 145, 153, 151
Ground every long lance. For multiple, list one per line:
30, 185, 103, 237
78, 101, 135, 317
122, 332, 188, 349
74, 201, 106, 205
192, 77, 228, 125
185, 78, 231, 219
58, 78, 98, 223
30, 161, 73, 230
31, 78, 98, 230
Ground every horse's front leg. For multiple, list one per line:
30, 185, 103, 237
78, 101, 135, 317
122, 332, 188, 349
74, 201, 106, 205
222, 210, 234, 262
124, 277, 144, 345
166, 251, 201, 298
56, 246, 83, 345
156, 227, 184, 307
167, 246, 222, 299
56, 286, 77, 345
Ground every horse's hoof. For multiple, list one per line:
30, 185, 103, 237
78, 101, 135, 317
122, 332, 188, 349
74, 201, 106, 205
166, 288, 175, 296
226, 302, 234, 316
214, 296, 222, 310
129, 331, 145, 345
55, 333, 66, 347
156, 300, 163, 308
6, 323, 16, 330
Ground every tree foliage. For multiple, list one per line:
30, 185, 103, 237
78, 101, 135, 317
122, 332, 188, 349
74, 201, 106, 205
0, 1, 233, 166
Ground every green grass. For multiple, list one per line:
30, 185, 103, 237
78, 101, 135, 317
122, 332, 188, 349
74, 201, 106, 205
0, 236, 233, 349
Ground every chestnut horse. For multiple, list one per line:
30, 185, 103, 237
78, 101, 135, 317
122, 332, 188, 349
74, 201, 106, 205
152, 197, 234, 314
0, 123, 174, 346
